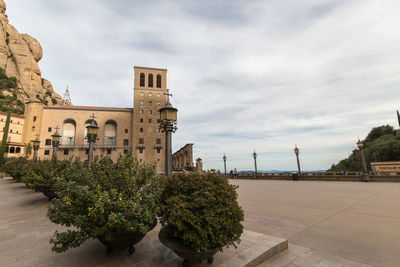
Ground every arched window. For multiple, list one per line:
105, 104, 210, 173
9, 147, 15, 154
104, 120, 117, 146
62, 119, 76, 146
16, 147, 21, 154
83, 120, 98, 145
156, 74, 162, 88
148, 74, 153, 87
140, 73, 145, 87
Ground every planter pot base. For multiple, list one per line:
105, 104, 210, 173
98, 219, 157, 255
159, 231, 217, 267
42, 189, 58, 200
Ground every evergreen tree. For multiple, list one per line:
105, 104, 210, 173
0, 110, 11, 167
329, 125, 400, 172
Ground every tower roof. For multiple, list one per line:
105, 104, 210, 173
61, 85, 72, 105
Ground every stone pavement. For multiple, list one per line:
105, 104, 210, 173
1, 177, 400, 267
229, 180, 400, 267
0, 177, 287, 267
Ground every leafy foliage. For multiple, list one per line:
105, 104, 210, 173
22, 160, 70, 191
47, 153, 161, 253
0, 68, 18, 90
158, 173, 244, 252
0, 110, 11, 166
0, 68, 24, 115
329, 125, 400, 172
3, 157, 30, 182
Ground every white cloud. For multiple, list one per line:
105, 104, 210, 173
6, 0, 400, 171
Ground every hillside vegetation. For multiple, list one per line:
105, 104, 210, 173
329, 125, 400, 172
0, 68, 24, 114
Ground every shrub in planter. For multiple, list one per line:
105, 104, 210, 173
158, 173, 244, 264
3, 157, 30, 182
22, 159, 70, 199
47, 153, 161, 254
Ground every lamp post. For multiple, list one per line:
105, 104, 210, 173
357, 139, 369, 182
158, 89, 178, 176
32, 134, 40, 161
223, 154, 227, 174
294, 145, 301, 175
253, 150, 257, 178
51, 127, 61, 160
86, 114, 99, 166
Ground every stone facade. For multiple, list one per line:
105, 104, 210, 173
195, 158, 203, 173
172, 144, 194, 171
1, 66, 178, 173
133, 66, 167, 173
0, 111, 25, 157
24, 103, 133, 162
371, 161, 400, 176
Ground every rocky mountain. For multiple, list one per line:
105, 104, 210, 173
0, 0, 61, 114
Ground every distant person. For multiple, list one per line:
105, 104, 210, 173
234, 168, 238, 178
230, 170, 233, 178
217, 169, 221, 175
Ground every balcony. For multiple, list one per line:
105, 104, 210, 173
136, 144, 145, 149
154, 144, 162, 149
103, 137, 117, 147
60, 136, 75, 147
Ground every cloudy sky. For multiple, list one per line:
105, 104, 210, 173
6, 0, 400, 171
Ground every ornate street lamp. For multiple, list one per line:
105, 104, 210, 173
51, 126, 61, 160
253, 150, 257, 178
86, 114, 99, 166
223, 154, 227, 174
159, 89, 178, 176
32, 134, 40, 161
294, 145, 301, 175
357, 139, 369, 182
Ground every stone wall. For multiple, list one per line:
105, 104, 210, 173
172, 143, 194, 171
227, 174, 400, 183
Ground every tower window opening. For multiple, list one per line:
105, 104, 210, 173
156, 74, 161, 88
148, 74, 153, 87
140, 73, 145, 87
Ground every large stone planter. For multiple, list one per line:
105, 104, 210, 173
42, 189, 58, 200
98, 219, 157, 255
158, 230, 217, 267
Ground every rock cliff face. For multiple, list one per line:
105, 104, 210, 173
0, 0, 61, 108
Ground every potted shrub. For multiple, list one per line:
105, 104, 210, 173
3, 157, 30, 182
158, 173, 244, 267
47, 154, 161, 254
22, 159, 70, 200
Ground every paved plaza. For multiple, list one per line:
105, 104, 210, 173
1, 177, 400, 266
231, 179, 400, 267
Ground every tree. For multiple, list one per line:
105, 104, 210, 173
329, 125, 400, 172
364, 125, 395, 143
0, 110, 11, 167
24, 143, 32, 158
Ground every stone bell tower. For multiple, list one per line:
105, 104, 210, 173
132, 66, 167, 173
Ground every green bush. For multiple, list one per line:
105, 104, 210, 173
47, 153, 161, 253
329, 125, 400, 172
22, 160, 70, 192
3, 157, 30, 182
158, 173, 244, 252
